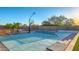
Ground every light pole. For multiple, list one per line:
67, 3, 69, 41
28, 12, 35, 33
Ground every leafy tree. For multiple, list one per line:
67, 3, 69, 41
48, 15, 67, 26
42, 15, 74, 26
5, 22, 22, 29
48, 16, 58, 25
42, 21, 51, 26
5, 23, 13, 29
22, 24, 28, 28
64, 18, 74, 26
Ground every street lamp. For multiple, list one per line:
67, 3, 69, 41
28, 12, 36, 33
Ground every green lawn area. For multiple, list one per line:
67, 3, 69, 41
73, 37, 79, 51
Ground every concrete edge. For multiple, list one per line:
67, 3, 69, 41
65, 32, 79, 51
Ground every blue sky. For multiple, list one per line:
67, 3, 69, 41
0, 7, 76, 25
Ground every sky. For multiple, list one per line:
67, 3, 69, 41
0, 7, 79, 25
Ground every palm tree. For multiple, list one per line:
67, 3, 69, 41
13, 23, 21, 29
12, 23, 22, 32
